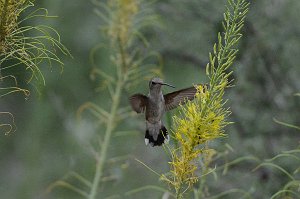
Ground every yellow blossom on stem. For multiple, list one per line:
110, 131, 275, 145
108, 0, 138, 46
162, 1, 250, 198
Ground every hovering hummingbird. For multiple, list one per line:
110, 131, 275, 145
129, 77, 198, 147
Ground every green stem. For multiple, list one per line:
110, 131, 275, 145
88, 77, 123, 199
176, 184, 183, 199
88, 32, 130, 199
176, 193, 181, 199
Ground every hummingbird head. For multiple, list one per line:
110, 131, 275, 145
149, 77, 175, 91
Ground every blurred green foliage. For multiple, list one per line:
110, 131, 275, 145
0, 0, 300, 199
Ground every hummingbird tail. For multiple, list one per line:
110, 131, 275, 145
145, 126, 169, 147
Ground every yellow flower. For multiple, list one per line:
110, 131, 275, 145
108, 0, 138, 46
162, 1, 250, 196
164, 83, 227, 196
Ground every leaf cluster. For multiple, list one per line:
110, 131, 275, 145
0, 0, 70, 98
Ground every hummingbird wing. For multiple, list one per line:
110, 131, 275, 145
164, 86, 198, 111
129, 94, 148, 113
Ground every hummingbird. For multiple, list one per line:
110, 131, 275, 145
129, 77, 198, 147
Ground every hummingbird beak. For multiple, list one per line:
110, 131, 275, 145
161, 82, 175, 88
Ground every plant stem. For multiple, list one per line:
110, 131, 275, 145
88, 32, 130, 199
176, 184, 182, 199
88, 76, 123, 199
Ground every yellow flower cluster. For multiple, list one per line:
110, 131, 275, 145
175, 88, 226, 146
108, 0, 138, 46
160, 1, 249, 197
164, 84, 228, 195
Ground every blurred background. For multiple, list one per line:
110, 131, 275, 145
0, 0, 300, 198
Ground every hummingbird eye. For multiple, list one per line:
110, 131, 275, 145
149, 81, 156, 87
149, 80, 158, 88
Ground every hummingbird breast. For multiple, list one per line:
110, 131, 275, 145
146, 94, 165, 122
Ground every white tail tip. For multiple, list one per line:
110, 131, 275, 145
164, 135, 170, 144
